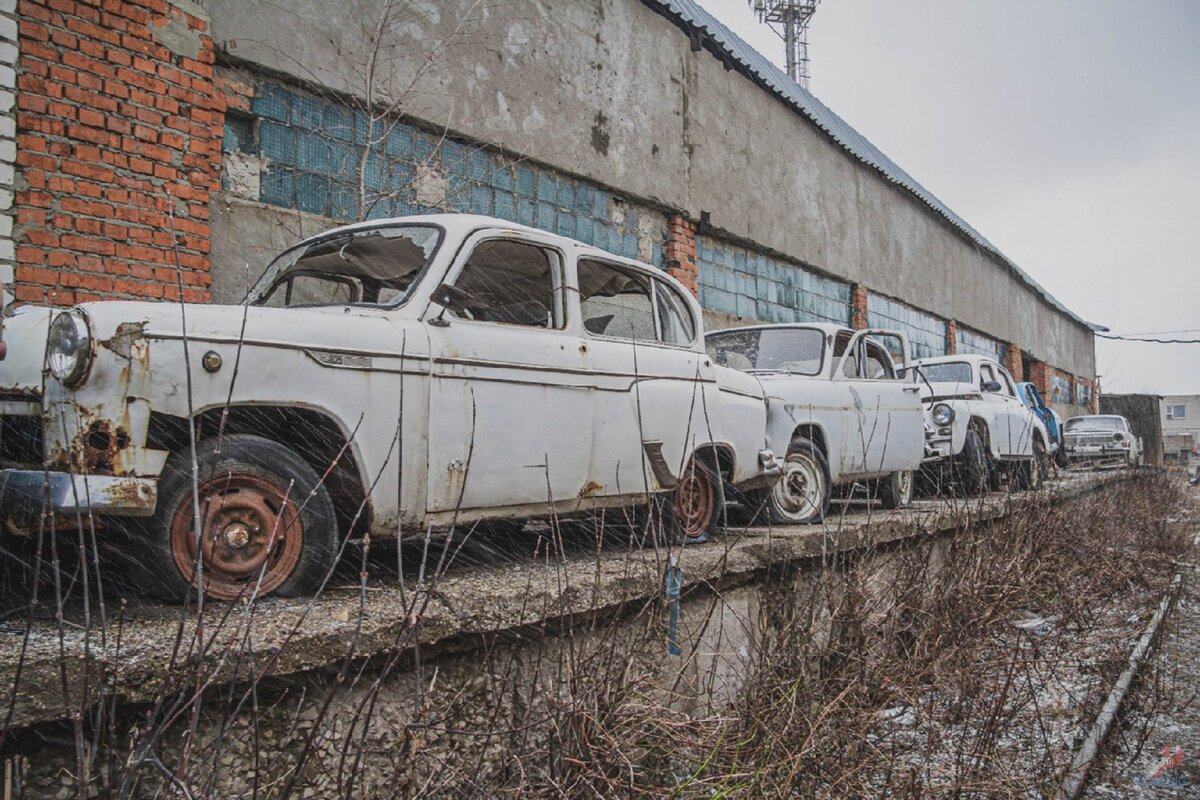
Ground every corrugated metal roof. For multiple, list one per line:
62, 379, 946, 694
643, 0, 1101, 331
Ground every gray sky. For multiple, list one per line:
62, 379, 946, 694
700, 0, 1200, 396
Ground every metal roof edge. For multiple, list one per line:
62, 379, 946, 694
641, 0, 1100, 333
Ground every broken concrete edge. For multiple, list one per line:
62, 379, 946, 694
0, 472, 1135, 732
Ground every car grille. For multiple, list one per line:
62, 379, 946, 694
1067, 433, 1114, 448
0, 412, 44, 466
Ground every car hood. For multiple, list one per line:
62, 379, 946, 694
714, 364, 765, 400
0, 301, 410, 396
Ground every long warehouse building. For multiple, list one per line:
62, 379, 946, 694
3, 0, 1100, 414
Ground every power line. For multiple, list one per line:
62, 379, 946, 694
1096, 333, 1200, 344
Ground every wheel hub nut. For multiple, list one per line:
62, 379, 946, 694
223, 522, 252, 549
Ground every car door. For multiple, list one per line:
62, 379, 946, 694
578, 256, 711, 499
833, 330, 924, 475
998, 367, 1035, 455
978, 362, 1014, 455
423, 231, 594, 516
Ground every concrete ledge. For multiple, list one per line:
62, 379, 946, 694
0, 471, 1134, 731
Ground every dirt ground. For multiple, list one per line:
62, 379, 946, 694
1085, 479, 1200, 799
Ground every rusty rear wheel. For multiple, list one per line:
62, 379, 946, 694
123, 434, 338, 603
674, 458, 718, 542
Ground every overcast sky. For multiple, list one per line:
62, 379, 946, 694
700, 0, 1200, 397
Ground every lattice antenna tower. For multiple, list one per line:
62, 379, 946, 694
750, 0, 821, 88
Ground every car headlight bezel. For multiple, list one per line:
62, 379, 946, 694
931, 402, 955, 426
47, 309, 92, 387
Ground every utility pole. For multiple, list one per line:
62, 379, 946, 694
749, 0, 821, 89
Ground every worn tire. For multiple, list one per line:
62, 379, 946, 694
953, 428, 988, 496
119, 434, 339, 603
878, 470, 914, 510
667, 456, 723, 544
1054, 440, 1070, 470
766, 438, 831, 525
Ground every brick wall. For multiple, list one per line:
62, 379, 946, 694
12, 0, 222, 305
850, 283, 867, 330
0, 0, 15, 302
664, 214, 697, 298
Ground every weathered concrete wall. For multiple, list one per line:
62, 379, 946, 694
205, 0, 1096, 378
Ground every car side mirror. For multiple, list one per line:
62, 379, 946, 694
983, 380, 1002, 393
429, 283, 473, 327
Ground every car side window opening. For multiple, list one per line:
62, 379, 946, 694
833, 331, 858, 378
449, 239, 562, 328
862, 341, 895, 379
654, 278, 696, 345
980, 363, 999, 391
577, 259, 658, 341
998, 368, 1018, 397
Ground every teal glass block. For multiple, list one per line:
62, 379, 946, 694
494, 190, 515, 221
556, 182, 574, 210
291, 94, 323, 130
328, 141, 358, 182
490, 163, 512, 192
252, 82, 290, 122
622, 232, 638, 258
414, 132, 437, 164
537, 174, 556, 201
330, 187, 357, 221
259, 166, 293, 207
442, 138, 465, 165
385, 125, 413, 159
556, 213, 575, 239
735, 294, 757, 319
394, 195, 418, 216
607, 227, 622, 254
625, 208, 639, 228
294, 130, 329, 173
651, 241, 664, 267
575, 184, 594, 213
468, 148, 490, 181
365, 196, 392, 220
516, 197, 535, 226
592, 190, 610, 222
324, 104, 354, 142
259, 122, 294, 165
468, 185, 493, 215
389, 162, 414, 194
352, 111, 369, 145
515, 166, 535, 197
365, 152, 387, 191
593, 222, 611, 250
222, 115, 254, 155
575, 216, 592, 243
536, 201, 556, 230
295, 173, 330, 216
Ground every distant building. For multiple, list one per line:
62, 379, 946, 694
1161, 396, 1200, 459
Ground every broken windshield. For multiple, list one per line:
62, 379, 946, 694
246, 225, 442, 308
913, 361, 973, 385
1064, 416, 1124, 432
705, 327, 824, 375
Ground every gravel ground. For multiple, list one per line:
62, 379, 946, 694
1085, 481, 1200, 799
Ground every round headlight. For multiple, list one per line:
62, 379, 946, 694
1112, 432, 1123, 442
47, 309, 92, 387
931, 403, 955, 426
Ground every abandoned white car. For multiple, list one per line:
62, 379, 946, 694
0, 214, 780, 600
1063, 415, 1143, 466
910, 355, 1050, 493
705, 324, 924, 524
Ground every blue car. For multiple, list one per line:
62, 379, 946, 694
1016, 382, 1068, 468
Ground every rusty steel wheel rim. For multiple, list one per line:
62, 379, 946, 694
674, 460, 715, 540
170, 473, 304, 600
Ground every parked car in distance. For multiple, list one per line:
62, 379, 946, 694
705, 324, 924, 524
0, 214, 781, 601
1062, 415, 1143, 467
1016, 381, 1068, 468
909, 355, 1050, 494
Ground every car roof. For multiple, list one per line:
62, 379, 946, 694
704, 322, 847, 338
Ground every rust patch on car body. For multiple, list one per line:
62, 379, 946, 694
74, 419, 133, 474
100, 321, 150, 364
577, 479, 604, 498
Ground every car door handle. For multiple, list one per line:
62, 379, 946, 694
903, 386, 920, 393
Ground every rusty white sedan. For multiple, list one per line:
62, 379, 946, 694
0, 215, 779, 601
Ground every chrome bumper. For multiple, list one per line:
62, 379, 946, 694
759, 448, 783, 478
0, 470, 157, 517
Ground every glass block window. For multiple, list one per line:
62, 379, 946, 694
956, 326, 1007, 362
1050, 374, 1072, 405
226, 80, 663, 263
696, 236, 851, 325
866, 294, 947, 360
1075, 380, 1092, 407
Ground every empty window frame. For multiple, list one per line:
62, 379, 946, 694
450, 239, 564, 328
577, 258, 695, 345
